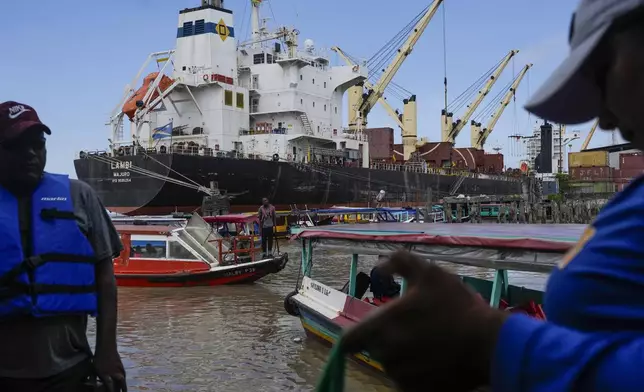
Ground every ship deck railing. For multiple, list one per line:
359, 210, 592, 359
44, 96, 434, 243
368, 162, 520, 182
78, 146, 522, 182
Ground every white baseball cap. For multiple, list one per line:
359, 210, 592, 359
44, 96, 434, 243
525, 0, 644, 124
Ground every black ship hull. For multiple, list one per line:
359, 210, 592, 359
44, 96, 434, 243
74, 154, 523, 215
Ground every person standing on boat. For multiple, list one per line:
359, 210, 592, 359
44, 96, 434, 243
340, 2, 644, 391
258, 197, 276, 257
0, 102, 127, 391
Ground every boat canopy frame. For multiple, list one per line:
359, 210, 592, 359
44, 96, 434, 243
291, 222, 586, 308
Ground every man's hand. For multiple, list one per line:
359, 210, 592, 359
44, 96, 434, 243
341, 250, 508, 392
94, 349, 127, 392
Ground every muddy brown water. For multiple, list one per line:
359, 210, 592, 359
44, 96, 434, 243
88, 243, 547, 391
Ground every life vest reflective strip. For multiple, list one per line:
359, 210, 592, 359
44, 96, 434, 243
0, 173, 98, 319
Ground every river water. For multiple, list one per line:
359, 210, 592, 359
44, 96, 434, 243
90, 243, 548, 391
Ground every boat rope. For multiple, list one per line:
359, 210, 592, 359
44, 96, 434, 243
91, 155, 205, 193
87, 154, 212, 195
315, 340, 346, 392
133, 141, 203, 189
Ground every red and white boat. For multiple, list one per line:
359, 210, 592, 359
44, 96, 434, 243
112, 213, 288, 287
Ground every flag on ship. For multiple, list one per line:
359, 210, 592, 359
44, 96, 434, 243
152, 121, 173, 139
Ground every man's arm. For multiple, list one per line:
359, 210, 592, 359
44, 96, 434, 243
493, 314, 644, 391
81, 192, 121, 354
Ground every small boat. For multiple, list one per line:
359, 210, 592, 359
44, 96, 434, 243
113, 213, 288, 287
284, 222, 585, 373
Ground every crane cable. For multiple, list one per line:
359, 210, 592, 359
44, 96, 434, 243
447, 57, 503, 113
442, 1, 448, 121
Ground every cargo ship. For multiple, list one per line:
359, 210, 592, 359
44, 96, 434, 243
74, 0, 523, 215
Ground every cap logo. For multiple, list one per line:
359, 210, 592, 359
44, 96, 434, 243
8, 105, 30, 120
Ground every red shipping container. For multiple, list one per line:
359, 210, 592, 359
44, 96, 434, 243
570, 166, 613, 181
615, 168, 644, 180
620, 154, 644, 170
366, 127, 394, 159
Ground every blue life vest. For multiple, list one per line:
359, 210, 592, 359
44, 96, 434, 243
0, 173, 98, 319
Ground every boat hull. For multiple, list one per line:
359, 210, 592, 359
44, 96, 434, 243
115, 253, 288, 287
289, 275, 543, 375
74, 153, 523, 215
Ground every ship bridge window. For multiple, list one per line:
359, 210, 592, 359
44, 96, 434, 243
324, 82, 327, 88
267, 54, 274, 64
182, 21, 194, 36
324, 104, 327, 112
236, 92, 245, 109
253, 53, 265, 64
195, 19, 205, 34
131, 240, 166, 259
300, 75, 303, 81
335, 106, 338, 114
225, 90, 233, 106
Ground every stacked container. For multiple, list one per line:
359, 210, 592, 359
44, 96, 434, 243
568, 150, 612, 194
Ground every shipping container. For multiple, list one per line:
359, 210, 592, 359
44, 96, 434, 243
569, 181, 616, 194
569, 166, 613, 182
568, 151, 609, 168
365, 127, 394, 159
483, 153, 504, 174
620, 153, 644, 170
614, 168, 644, 181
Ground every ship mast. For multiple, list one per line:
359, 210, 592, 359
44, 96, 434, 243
251, 0, 262, 48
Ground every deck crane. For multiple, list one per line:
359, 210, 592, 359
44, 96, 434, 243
441, 49, 519, 144
332, 47, 419, 159
331, 47, 405, 131
580, 119, 600, 150
470, 63, 532, 150
347, 0, 443, 132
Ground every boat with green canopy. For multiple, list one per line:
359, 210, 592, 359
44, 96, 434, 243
284, 222, 587, 375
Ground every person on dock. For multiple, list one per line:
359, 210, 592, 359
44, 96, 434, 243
340, 1, 644, 391
258, 197, 276, 257
0, 102, 127, 391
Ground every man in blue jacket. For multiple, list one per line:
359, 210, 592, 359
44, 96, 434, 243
341, 1, 644, 391
0, 101, 127, 391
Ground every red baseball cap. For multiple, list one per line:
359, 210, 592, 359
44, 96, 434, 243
0, 101, 51, 143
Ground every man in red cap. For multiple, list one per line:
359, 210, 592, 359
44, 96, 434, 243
0, 101, 127, 391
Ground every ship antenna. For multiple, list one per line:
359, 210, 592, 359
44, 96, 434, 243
202, 0, 223, 7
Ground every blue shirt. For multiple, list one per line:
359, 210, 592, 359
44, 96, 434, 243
493, 175, 644, 391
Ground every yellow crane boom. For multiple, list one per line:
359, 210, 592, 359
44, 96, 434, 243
331, 47, 405, 130
471, 63, 532, 150
441, 49, 519, 144
351, 0, 443, 129
581, 119, 600, 150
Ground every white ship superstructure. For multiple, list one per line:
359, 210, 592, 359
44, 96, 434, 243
108, 0, 369, 167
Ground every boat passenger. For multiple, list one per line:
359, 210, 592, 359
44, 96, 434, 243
340, 2, 644, 391
0, 102, 127, 391
369, 258, 401, 303
258, 197, 276, 257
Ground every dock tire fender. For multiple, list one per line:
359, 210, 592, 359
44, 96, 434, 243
284, 290, 300, 317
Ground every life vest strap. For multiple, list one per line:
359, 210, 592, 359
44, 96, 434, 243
0, 253, 97, 288
40, 208, 77, 221
0, 283, 96, 301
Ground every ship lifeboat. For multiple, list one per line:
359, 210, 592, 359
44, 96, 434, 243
122, 72, 175, 121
